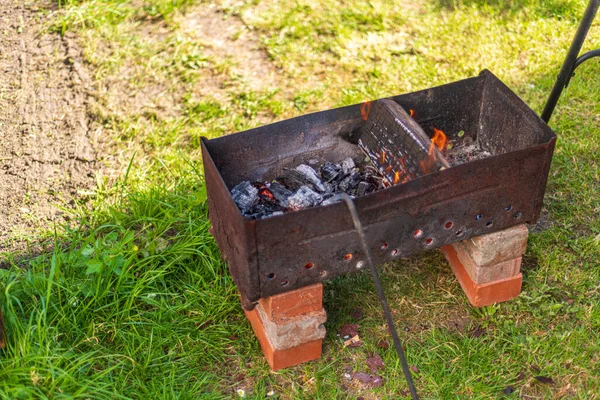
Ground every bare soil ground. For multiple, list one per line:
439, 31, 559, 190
178, 5, 282, 96
0, 0, 96, 251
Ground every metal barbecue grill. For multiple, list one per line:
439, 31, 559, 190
201, 70, 556, 307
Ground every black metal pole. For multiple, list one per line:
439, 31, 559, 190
541, 0, 599, 123
341, 194, 419, 400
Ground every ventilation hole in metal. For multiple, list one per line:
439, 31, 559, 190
319, 270, 328, 277
391, 249, 399, 256
486, 221, 493, 227
304, 262, 314, 269
356, 261, 364, 269
344, 254, 353, 262
267, 273, 275, 280
476, 213, 483, 221
280, 279, 289, 287
413, 229, 423, 238
514, 211, 522, 219
505, 205, 512, 211
444, 221, 453, 229
381, 243, 388, 250
456, 230, 464, 237
425, 238, 434, 245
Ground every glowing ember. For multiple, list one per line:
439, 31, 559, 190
259, 187, 274, 200
431, 128, 447, 151
380, 151, 386, 164
409, 109, 415, 117
393, 171, 401, 184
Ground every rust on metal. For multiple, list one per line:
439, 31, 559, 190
201, 70, 556, 309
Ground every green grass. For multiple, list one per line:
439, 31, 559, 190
2, 0, 600, 398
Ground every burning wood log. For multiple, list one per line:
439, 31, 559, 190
358, 99, 450, 186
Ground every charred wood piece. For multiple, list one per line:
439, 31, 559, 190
358, 99, 449, 186
320, 162, 342, 182
276, 169, 315, 191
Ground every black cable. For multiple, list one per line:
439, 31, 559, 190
341, 194, 419, 400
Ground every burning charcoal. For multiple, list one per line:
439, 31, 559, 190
341, 157, 356, 175
323, 181, 335, 194
356, 181, 371, 197
320, 162, 342, 182
231, 181, 258, 214
295, 164, 327, 192
287, 186, 323, 211
244, 200, 282, 219
256, 184, 276, 202
338, 172, 361, 193
277, 169, 314, 191
268, 182, 293, 207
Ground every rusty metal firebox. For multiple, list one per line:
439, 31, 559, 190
201, 70, 556, 309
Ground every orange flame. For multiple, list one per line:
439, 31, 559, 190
409, 109, 415, 117
360, 101, 372, 121
419, 128, 448, 174
381, 151, 386, 164
431, 128, 447, 151
393, 171, 401, 184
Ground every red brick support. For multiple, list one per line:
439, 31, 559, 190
244, 283, 326, 370
442, 225, 528, 307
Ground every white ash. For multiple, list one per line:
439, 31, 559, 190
446, 142, 491, 166
295, 164, 327, 192
341, 157, 356, 175
287, 186, 323, 211
231, 181, 258, 213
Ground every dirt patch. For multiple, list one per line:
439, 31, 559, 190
91, 18, 184, 123
0, 1, 97, 252
178, 5, 283, 99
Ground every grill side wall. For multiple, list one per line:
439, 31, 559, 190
202, 140, 260, 306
